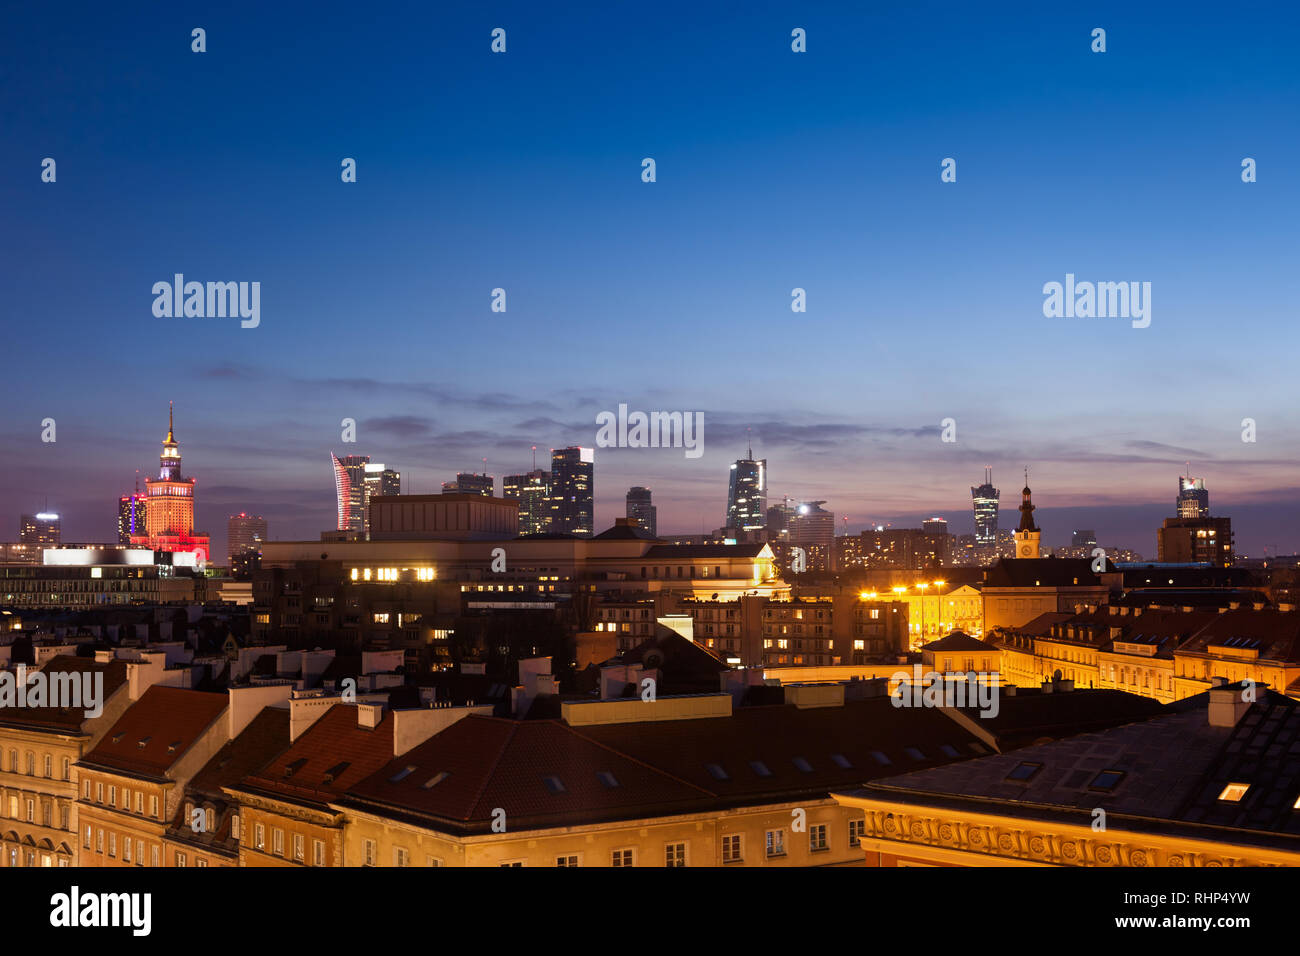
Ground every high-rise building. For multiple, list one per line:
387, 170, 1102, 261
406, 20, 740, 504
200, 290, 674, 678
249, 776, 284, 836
331, 453, 370, 534
922, 517, 948, 536
503, 469, 551, 535
549, 447, 594, 536
765, 499, 795, 542
442, 472, 494, 497
1177, 475, 1210, 518
1157, 517, 1233, 566
625, 486, 657, 537
117, 487, 148, 545
971, 467, 1000, 547
19, 513, 60, 546
227, 513, 268, 565
790, 501, 834, 570
365, 463, 401, 505
138, 404, 210, 562
725, 446, 766, 532
1013, 472, 1041, 559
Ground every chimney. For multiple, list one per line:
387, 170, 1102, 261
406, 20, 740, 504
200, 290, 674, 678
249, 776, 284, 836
357, 701, 385, 729
1208, 682, 1257, 728
94, 650, 114, 664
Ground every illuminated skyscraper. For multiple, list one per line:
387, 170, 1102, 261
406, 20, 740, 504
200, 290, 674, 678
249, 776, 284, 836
117, 494, 148, 545
227, 513, 268, 565
971, 467, 1000, 547
364, 463, 401, 527
19, 513, 61, 546
139, 403, 210, 562
332, 453, 370, 534
504, 468, 551, 535
725, 443, 766, 531
549, 447, 594, 536
625, 486, 657, 537
1177, 474, 1210, 518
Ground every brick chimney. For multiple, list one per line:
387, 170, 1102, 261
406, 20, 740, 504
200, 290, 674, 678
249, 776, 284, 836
1208, 679, 1258, 728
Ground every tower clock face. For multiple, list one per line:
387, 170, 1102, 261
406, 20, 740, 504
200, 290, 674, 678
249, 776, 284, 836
1020, 545, 1032, 556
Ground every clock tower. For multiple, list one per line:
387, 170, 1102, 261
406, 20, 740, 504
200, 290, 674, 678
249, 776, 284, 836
1014, 469, 1040, 559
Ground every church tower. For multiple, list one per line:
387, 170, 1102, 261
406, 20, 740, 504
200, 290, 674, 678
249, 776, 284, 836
1014, 468, 1041, 559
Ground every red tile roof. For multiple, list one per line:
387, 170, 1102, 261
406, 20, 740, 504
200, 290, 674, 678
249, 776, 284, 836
233, 703, 394, 808
80, 686, 227, 779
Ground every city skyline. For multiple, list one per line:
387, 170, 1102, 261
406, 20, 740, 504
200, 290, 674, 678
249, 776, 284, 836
3, 4, 1297, 558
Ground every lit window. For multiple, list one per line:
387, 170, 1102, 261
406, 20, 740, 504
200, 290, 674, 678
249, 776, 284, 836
1218, 783, 1250, 802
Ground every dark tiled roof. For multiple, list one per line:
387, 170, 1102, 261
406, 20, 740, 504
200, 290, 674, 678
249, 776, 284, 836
921, 632, 997, 653
983, 558, 1107, 588
0, 655, 129, 732
592, 524, 658, 541
1177, 608, 1300, 663
80, 686, 227, 779
956, 689, 1167, 749
853, 688, 1300, 849
234, 704, 394, 808
337, 698, 989, 834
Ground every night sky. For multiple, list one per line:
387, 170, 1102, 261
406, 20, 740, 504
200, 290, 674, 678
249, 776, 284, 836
3, 1, 1298, 561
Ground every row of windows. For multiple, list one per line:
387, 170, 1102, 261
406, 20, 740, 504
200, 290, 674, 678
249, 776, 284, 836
496, 824, 866, 867
2, 794, 71, 829
83, 780, 160, 819
5, 751, 70, 780
251, 822, 327, 865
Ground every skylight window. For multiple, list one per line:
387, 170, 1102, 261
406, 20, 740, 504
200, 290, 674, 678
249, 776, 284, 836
543, 775, 566, 794
870, 751, 892, 766
705, 763, 729, 781
1218, 783, 1250, 802
791, 757, 812, 773
749, 761, 772, 777
939, 744, 960, 758
904, 747, 926, 761
1006, 762, 1043, 783
596, 771, 620, 788
389, 765, 417, 783
421, 771, 450, 790
1089, 770, 1126, 793
830, 753, 853, 769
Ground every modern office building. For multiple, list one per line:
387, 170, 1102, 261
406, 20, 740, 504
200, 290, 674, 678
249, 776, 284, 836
1177, 474, 1210, 518
548, 447, 594, 536
332, 453, 370, 534
503, 469, 551, 535
19, 512, 60, 547
442, 472, 494, 497
365, 463, 401, 506
725, 448, 766, 532
136, 404, 210, 562
921, 517, 947, 536
117, 493, 148, 545
970, 468, 1000, 548
625, 486, 657, 537
228, 512, 268, 565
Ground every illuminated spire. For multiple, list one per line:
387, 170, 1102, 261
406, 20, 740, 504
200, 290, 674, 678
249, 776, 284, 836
166, 401, 175, 444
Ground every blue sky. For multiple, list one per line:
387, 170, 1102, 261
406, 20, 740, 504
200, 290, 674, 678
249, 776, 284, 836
2, 1, 1298, 560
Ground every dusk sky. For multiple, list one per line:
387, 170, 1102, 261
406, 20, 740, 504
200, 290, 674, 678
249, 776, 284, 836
3, 2, 1298, 561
